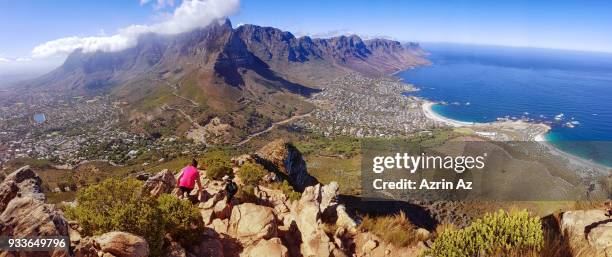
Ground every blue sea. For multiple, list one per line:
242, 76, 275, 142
399, 43, 612, 167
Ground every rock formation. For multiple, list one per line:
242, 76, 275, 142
95, 232, 150, 257
255, 139, 318, 191
0, 166, 69, 257
142, 169, 176, 197
561, 210, 612, 256
0, 164, 425, 257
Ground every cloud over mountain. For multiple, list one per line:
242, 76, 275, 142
31, 0, 239, 58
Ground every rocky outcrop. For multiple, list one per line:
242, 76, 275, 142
143, 169, 176, 197
1, 165, 45, 201
290, 183, 358, 257
255, 139, 318, 191
241, 237, 289, 257
95, 231, 150, 257
561, 210, 612, 256
228, 203, 278, 245
0, 166, 69, 257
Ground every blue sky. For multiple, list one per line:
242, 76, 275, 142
1, 0, 612, 80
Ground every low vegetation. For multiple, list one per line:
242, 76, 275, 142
359, 211, 420, 247
65, 178, 202, 256
237, 161, 267, 186
424, 209, 543, 257
202, 150, 233, 180
235, 184, 259, 203
269, 180, 302, 201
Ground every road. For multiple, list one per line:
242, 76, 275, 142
235, 110, 313, 147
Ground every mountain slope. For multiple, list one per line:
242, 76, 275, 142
20, 19, 429, 144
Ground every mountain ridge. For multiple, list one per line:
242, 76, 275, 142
17, 19, 429, 143
23, 19, 428, 94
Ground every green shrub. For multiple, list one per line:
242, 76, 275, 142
424, 209, 543, 257
236, 184, 259, 203
206, 163, 232, 180
237, 162, 267, 186
202, 150, 232, 167
65, 178, 165, 256
270, 180, 301, 202
202, 150, 232, 180
157, 194, 203, 246
65, 179, 205, 257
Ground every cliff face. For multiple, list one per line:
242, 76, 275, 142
24, 19, 428, 94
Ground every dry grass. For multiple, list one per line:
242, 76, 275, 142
359, 211, 421, 247
570, 200, 605, 211
434, 222, 456, 236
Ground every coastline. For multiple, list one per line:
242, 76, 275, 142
422, 100, 610, 171
422, 101, 477, 127
535, 132, 610, 172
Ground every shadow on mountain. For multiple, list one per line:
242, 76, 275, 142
215, 34, 320, 97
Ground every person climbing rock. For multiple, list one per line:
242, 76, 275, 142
176, 159, 204, 200
223, 175, 238, 203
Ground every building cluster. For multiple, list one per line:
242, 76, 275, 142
296, 73, 437, 137
0, 93, 204, 169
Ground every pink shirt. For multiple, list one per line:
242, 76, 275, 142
178, 166, 199, 189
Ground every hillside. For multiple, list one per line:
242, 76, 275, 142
17, 19, 428, 144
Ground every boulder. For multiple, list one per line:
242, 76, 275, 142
95, 232, 149, 257
229, 203, 277, 244
143, 169, 176, 197
73, 238, 101, 257
2, 165, 45, 201
291, 185, 335, 257
242, 238, 289, 257
255, 139, 318, 191
561, 210, 612, 255
0, 196, 68, 237
0, 166, 70, 257
211, 218, 229, 234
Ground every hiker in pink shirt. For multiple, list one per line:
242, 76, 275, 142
176, 159, 204, 198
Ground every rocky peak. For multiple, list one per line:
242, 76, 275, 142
0, 166, 69, 257
254, 139, 318, 191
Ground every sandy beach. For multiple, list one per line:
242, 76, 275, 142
535, 132, 610, 173
422, 100, 609, 172
422, 101, 477, 127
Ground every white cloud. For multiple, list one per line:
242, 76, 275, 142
0, 57, 10, 62
32, 0, 240, 58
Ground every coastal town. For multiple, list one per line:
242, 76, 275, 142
297, 73, 440, 137
0, 92, 206, 169
1, 73, 605, 178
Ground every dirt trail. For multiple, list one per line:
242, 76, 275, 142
236, 110, 313, 147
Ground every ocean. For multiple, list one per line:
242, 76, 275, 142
399, 43, 612, 167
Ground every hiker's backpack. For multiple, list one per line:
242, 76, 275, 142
226, 181, 238, 197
